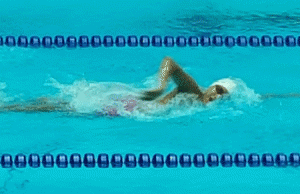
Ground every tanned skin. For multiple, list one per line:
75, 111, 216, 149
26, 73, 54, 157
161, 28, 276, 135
140, 56, 229, 104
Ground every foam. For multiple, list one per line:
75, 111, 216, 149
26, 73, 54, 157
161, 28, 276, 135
42, 76, 262, 121
0, 73, 263, 121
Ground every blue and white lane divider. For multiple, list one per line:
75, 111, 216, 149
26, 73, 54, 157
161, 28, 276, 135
0, 35, 299, 48
1, 153, 299, 168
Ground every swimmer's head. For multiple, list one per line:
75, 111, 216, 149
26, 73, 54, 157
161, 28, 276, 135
202, 85, 229, 104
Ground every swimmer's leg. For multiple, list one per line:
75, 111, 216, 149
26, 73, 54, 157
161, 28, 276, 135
1, 97, 74, 112
2, 103, 57, 112
141, 57, 204, 101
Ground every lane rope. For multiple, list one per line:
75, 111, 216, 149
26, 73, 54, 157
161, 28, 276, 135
0, 35, 298, 48
1, 153, 299, 168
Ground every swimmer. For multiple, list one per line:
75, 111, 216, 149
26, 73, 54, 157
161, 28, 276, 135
0, 57, 229, 115
140, 56, 230, 104
1, 56, 300, 115
140, 57, 300, 103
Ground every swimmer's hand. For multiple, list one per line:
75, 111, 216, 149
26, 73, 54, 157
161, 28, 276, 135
140, 89, 164, 101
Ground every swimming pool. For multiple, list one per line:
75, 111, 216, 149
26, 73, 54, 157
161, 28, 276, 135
1, 0, 300, 193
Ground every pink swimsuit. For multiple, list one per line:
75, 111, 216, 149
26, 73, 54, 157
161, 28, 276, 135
99, 99, 137, 117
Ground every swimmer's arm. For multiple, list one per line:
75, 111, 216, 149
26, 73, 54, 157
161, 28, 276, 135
158, 88, 179, 104
260, 93, 300, 100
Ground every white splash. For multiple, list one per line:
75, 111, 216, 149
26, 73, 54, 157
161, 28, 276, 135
43, 76, 262, 121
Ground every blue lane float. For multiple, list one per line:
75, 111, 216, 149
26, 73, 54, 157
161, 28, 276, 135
66, 36, 77, 48
212, 35, 223, 46
261, 35, 272, 46
164, 36, 174, 47
140, 36, 150, 47
0, 35, 300, 48
188, 36, 198, 46
79, 36, 89, 47
225, 36, 235, 47
91, 35, 101, 47
116, 36, 126, 47
200, 36, 211, 47
54, 36, 64, 47
237, 36, 247, 46
30, 36, 40, 47
1, 153, 300, 168
18, 36, 28, 47
42, 36, 52, 48
152, 35, 162, 47
176, 36, 186, 47
274, 36, 284, 47
286, 36, 296, 47
103, 35, 113, 47
128, 35, 138, 47
249, 36, 260, 47
5, 36, 16, 46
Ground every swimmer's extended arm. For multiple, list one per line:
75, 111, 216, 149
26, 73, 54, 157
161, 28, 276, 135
261, 93, 300, 99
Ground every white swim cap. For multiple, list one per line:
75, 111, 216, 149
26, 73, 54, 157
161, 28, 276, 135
210, 78, 237, 94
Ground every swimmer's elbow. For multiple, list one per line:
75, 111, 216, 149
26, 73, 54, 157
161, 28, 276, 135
163, 56, 174, 62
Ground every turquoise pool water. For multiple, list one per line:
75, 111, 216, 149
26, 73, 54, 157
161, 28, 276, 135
1, 0, 300, 193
